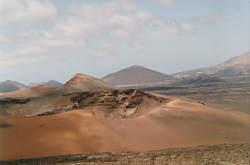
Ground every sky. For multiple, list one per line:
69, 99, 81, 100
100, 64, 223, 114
0, 0, 249, 83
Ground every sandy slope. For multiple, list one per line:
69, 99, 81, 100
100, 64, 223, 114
0, 111, 127, 160
0, 98, 249, 160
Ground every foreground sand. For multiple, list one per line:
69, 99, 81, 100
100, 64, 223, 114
0, 98, 249, 160
0, 144, 248, 165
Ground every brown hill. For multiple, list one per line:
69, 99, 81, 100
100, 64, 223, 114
65, 73, 113, 91
0, 74, 114, 116
0, 74, 113, 99
175, 52, 250, 78
102, 65, 175, 87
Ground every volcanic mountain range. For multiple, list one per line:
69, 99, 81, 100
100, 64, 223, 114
1, 52, 249, 93
174, 52, 250, 78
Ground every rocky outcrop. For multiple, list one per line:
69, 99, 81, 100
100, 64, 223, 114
71, 89, 166, 118
0, 89, 166, 118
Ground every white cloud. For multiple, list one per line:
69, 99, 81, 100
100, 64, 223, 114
0, 0, 223, 68
0, 57, 47, 67
52, 0, 178, 43
0, 34, 9, 43
180, 14, 224, 31
1, 1, 179, 51
0, 46, 47, 67
60, 1, 150, 39
151, 0, 176, 6
181, 23, 193, 31
0, 0, 57, 25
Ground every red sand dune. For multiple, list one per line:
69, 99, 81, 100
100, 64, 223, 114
0, 98, 249, 160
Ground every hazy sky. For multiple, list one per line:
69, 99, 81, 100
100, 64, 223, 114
0, 0, 249, 83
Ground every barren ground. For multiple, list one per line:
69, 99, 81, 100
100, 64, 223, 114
0, 144, 249, 165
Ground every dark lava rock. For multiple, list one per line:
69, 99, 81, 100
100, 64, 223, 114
0, 98, 31, 105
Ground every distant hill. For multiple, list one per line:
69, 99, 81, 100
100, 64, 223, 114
102, 65, 175, 86
174, 52, 250, 78
0, 84, 61, 99
65, 73, 113, 91
173, 75, 225, 86
29, 80, 63, 88
0, 80, 27, 93
0, 74, 112, 98
46, 80, 63, 88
